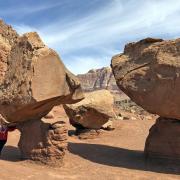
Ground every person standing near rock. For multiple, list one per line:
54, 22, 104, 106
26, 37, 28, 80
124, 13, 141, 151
0, 115, 16, 156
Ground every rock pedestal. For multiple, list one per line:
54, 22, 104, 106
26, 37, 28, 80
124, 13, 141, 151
144, 117, 180, 160
18, 119, 68, 166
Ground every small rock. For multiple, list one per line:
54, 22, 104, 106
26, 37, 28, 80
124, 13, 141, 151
64, 90, 115, 129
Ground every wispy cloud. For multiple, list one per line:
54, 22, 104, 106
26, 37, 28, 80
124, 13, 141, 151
8, 0, 180, 74
0, 1, 65, 16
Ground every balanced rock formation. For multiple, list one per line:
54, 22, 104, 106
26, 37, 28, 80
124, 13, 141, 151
0, 20, 84, 165
77, 67, 119, 94
0, 30, 84, 123
18, 119, 67, 166
111, 38, 180, 119
111, 37, 180, 160
64, 90, 115, 130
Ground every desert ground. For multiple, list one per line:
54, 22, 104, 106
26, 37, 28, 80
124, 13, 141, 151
0, 107, 179, 180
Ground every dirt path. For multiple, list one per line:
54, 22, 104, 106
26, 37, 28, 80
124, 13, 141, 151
0, 118, 180, 180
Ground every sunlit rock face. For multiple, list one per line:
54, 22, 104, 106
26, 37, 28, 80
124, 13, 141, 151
64, 90, 115, 129
111, 37, 180, 119
111, 37, 180, 160
0, 21, 84, 123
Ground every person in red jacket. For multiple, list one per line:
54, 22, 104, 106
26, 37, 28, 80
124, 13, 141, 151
0, 115, 16, 155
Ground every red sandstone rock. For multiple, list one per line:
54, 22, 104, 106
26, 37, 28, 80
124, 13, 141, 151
18, 119, 68, 165
111, 38, 180, 119
0, 24, 84, 123
64, 90, 115, 129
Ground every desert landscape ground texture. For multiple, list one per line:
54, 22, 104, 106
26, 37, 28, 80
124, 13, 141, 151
0, 107, 180, 180
1, 106, 180, 180
0, 19, 180, 180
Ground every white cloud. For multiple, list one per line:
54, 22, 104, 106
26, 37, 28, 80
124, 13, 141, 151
65, 56, 108, 75
37, 0, 180, 48
13, 0, 180, 74
0, 1, 65, 16
13, 24, 38, 35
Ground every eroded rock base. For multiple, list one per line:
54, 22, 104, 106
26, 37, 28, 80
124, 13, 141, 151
18, 119, 68, 166
144, 117, 180, 160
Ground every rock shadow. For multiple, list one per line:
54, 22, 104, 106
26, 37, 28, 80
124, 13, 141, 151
68, 142, 180, 175
1, 145, 22, 162
68, 130, 76, 136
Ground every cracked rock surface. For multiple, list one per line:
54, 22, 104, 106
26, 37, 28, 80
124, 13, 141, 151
111, 38, 180, 119
0, 20, 84, 123
64, 90, 115, 129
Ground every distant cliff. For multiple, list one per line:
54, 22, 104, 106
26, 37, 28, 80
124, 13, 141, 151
77, 67, 121, 94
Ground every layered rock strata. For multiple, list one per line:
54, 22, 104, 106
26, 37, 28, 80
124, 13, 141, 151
18, 119, 68, 165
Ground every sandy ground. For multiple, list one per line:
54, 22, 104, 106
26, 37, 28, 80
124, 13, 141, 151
0, 108, 180, 180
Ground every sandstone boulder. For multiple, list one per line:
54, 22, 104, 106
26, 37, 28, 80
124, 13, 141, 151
111, 38, 180, 119
64, 90, 115, 129
0, 31, 84, 122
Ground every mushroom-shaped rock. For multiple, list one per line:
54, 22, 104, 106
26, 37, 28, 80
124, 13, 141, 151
111, 37, 180, 160
0, 20, 83, 165
64, 90, 115, 129
111, 38, 180, 119
0, 32, 84, 122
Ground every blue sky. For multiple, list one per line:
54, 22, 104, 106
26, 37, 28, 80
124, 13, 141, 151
1, 0, 180, 74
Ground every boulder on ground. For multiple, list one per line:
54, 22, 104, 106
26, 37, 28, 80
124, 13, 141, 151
64, 90, 115, 129
111, 38, 180, 119
18, 119, 68, 166
144, 117, 180, 160
0, 28, 84, 123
